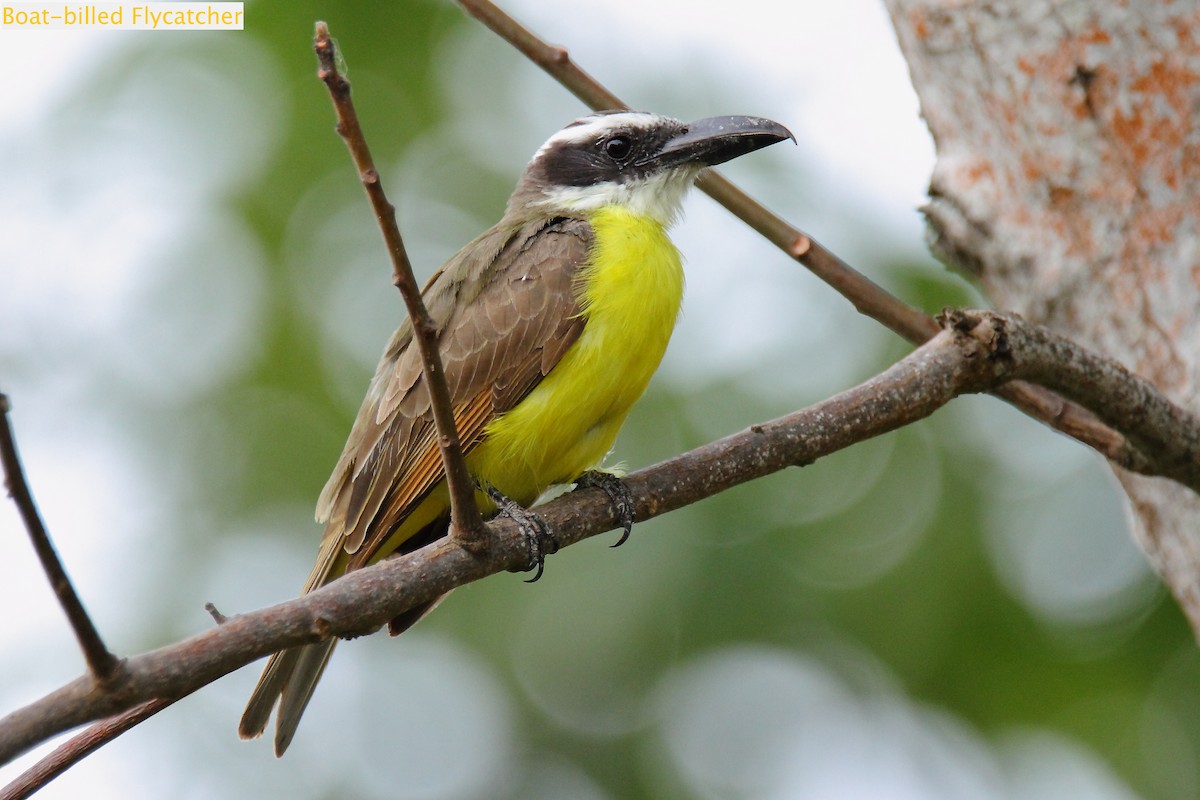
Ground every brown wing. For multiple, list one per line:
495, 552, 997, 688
315, 216, 592, 569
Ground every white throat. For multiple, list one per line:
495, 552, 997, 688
535, 166, 701, 226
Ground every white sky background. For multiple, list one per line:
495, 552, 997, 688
0, 1, 1154, 798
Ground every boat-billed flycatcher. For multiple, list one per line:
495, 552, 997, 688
239, 111, 793, 754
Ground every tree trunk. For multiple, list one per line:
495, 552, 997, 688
883, 0, 1200, 630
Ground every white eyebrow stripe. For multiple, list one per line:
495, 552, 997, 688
532, 112, 676, 160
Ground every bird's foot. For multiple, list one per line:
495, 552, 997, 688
575, 470, 635, 547
486, 485, 558, 583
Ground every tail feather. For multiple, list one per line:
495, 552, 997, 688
238, 648, 295, 740
237, 640, 339, 755
239, 511, 452, 753
273, 639, 338, 756
239, 527, 345, 752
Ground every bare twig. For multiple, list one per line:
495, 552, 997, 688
452, 0, 1153, 481
205, 602, 227, 625
312, 22, 487, 549
4, 309, 1185, 769
0, 699, 175, 800
0, 394, 120, 683
942, 309, 1200, 488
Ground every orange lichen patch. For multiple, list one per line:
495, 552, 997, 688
1185, 142, 1200, 182
1119, 223, 1173, 287
1110, 111, 1151, 166
1079, 26, 1112, 45
957, 158, 995, 187
1002, 201, 1035, 233
1173, 15, 1196, 48
1132, 190, 1200, 250
985, 89, 1020, 130
1002, 29, 1102, 128
1112, 58, 1199, 176
1131, 58, 1197, 115
1165, 167, 1179, 191
1048, 185, 1076, 207
1020, 154, 1044, 183
1041, 182, 1105, 262
910, 8, 929, 40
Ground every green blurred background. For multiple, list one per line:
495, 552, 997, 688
2, 1, 1197, 798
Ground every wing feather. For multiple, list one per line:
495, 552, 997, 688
319, 216, 592, 562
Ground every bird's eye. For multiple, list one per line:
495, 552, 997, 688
604, 135, 632, 160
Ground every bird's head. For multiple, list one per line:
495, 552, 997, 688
509, 111, 794, 226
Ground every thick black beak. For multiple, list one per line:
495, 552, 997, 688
648, 115, 795, 168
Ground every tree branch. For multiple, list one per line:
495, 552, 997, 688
0, 394, 120, 684
312, 22, 487, 549
6, 309, 1192, 772
0, 699, 174, 800
453, 0, 1156, 484
943, 309, 1200, 489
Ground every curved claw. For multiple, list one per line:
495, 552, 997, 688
524, 553, 546, 584
574, 471, 635, 547
485, 484, 557, 581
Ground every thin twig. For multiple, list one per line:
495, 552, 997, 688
204, 602, 227, 625
0, 394, 120, 683
312, 22, 487, 549
0, 699, 175, 800
452, 0, 1152, 478
5, 309, 1189, 768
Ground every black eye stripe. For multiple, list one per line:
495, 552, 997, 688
535, 120, 686, 188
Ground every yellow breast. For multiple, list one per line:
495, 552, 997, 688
470, 206, 685, 502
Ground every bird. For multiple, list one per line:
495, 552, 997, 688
239, 110, 793, 755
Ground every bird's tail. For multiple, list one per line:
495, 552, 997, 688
238, 527, 346, 755
238, 510, 451, 755
238, 599, 443, 754
238, 639, 338, 755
